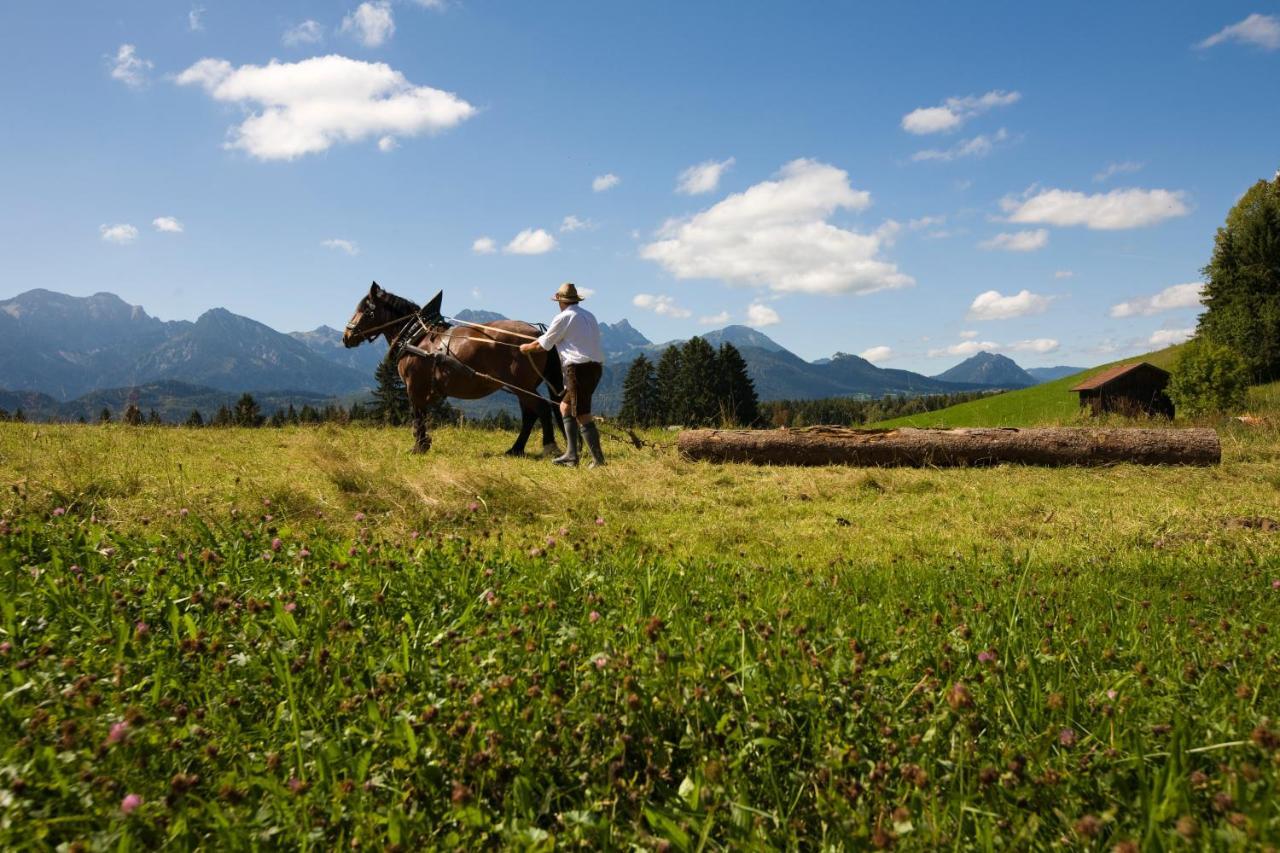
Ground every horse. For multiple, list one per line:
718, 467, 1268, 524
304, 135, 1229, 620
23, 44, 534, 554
342, 282, 564, 456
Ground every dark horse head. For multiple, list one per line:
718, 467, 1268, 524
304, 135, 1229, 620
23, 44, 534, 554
343, 282, 443, 348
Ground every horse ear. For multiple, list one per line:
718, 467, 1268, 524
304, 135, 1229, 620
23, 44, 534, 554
370, 282, 382, 299
424, 290, 443, 317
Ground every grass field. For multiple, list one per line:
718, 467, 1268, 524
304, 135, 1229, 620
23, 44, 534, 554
2, 412, 1280, 848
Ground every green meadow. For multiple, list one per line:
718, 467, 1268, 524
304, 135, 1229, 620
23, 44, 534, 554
2, 399, 1279, 848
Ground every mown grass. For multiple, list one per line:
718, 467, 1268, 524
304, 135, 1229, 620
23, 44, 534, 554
876, 346, 1186, 429
2, 418, 1280, 848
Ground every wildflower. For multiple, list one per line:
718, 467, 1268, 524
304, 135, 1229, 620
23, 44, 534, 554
120, 793, 142, 815
1272, 579, 1280, 590
1106, 689, 1117, 700
1058, 727, 1077, 747
946, 682, 974, 710
180, 508, 189, 517
595, 517, 605, 526
134, 621, 149, 637
271, 537, 283, 552
52, 507, 66, 517
559, 526, 569, 536
546, 536, 556, 547
977, 649, 997, 664
354, 512, 365, 521
288, 777, 307, 794
348, 546, 358, 556
284, 602, 297, 613
107, 721, 129, 745
594, 656, 608, 669
263, 499, 271, 507
589, 611, 601, 623
299, 548, 310, 558
0, 641, 10, 655
467, 502, 479, 512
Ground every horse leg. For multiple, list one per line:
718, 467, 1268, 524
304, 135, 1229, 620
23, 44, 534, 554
410, 405, 432, 454
505, 401, 538, 457
538, 399, 561, 457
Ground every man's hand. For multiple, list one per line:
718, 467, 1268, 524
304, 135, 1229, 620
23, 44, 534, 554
520, 341, 543, 354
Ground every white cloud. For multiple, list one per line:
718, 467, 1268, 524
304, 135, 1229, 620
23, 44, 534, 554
746, 302, 780, 327
576, 287, 597, 299
1009, 338, 1060, 354
152, 216, 184, 233
341, 1, 395, 47
283, 20, 325, 46
859, 345, 892, 363
959, 330, 979, 340
109, 45, 153, 88
968, 289, 1053, 320
928, 340, 1001, 358
377, 135, 398, 152
322, 238, 359, 255
409, 0, 447, 7
901, 90, 1020, 135
1110, 282, 1204, 317
633, 293, 691, 319
189, 7, 205, 32
641, 158, 912, 296
1149, 328, 1195, 347
176, 55, 475, 160
592, 173, 620, 192
1093, 161, 1144, 183
908, 215, 945, 230
560, 215, 593, 232
471, 236, 496, 255
504, 228, 556, 255
1054, 270, 1074, 279
912, 128, 1009, 162
699, 311, 731, 326
676, 157, 735, 195
978, 229, 1048, 252
100, 224, 138, 244
1001, 187, 1190, 230
1198, 13, 1280, 50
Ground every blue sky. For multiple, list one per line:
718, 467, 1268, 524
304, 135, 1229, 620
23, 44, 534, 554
2, 2, 1278, 372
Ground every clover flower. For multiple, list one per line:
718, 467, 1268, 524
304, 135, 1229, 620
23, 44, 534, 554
107, 721, 129, 745
120, 793, 142, 815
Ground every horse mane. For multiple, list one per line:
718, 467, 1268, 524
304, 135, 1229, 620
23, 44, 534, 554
379, 290, 420, 317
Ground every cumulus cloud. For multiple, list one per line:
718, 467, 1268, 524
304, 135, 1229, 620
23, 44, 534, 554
746, 302, 780, 327
592, 173, 620, 192
471, 236, 496, 255
1149, 328, 1195, 347
560, 215, 593, 232
968, 289, 1053, 320
901, 90, 1020, 134
504, 228, 556, 255
699, 311, 731, 326
641, 158, 912, 296
1054, 270, 1075, 279
100, 224, 138, 244
1093, 161, 1144, 183
283, 20, 325, 46
175, 55, 475, 160
152, 216, 184, 233
377, 136, 398, 152
912, 128, 1009, 162
978, 229, 1048, 252
341, 1, 395, 47
322, 238, 359, 255
959, 330, 979, 340
676, 157, 735, 195
859, 345, 892, 363
109, 44, 153, 88
1009, 338, 1060, 354
928, 340, 1001, 358
633, 293, 691, 319
1001, 186, 1190, 230
908, 215, 945, 230
1110, 282, 1204, 317
1197, 13, 1280, 50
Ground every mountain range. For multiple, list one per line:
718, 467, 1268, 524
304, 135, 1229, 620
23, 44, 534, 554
0, 289, 1084, 419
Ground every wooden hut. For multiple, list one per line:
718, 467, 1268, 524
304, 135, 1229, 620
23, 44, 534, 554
1070, 362, 1174, 418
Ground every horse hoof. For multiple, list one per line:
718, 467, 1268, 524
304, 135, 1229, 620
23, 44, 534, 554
411, 442, 431, 454
541, 443, 562, 458
504, 448, 526, 458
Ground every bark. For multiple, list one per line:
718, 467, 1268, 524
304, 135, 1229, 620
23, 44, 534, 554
677, 426, 1221, 467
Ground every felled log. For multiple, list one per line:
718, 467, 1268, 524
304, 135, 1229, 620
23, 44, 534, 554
677, 426, 1221, 467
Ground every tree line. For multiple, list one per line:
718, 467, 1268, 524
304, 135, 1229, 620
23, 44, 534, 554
760, 391, 993, 428
616, 339, 760, 427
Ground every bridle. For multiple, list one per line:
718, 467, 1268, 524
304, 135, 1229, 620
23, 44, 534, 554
346, 300, 423, 344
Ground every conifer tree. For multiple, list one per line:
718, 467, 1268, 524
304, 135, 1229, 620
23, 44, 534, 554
147, 409, 163, 425
234, 393, 263, 427
99, 407, 112, 424
716, 343, 760, 426
286, 403, 299, 425
185, 409, 204, 427
371, 358, 411, 425
123, 404, 143, 426
212, 405, 233, 427
654, 346, 683, 425
617, 354, 660, 427
677, 337, 720, 425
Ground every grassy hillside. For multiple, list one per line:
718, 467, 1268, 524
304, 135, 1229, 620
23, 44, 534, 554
876, 345, 1185, 428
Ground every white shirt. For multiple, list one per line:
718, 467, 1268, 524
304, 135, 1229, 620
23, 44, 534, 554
537, 304, 605, 365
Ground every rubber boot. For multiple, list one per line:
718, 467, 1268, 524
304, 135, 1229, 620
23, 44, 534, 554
554, 417, 580, 466
582, 421, 606, 468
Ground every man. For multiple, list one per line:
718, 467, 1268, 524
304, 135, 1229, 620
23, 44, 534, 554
520, 282, 606, 467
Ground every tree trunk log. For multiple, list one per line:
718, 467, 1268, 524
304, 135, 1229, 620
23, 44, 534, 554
677, 426, 1221, 467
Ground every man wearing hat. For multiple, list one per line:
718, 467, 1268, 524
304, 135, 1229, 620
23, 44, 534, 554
520, 282, 606, 467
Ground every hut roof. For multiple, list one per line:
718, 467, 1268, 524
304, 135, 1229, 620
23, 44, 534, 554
1069, 361, 1168, 392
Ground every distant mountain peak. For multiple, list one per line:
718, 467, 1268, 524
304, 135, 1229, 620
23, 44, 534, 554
698, 325, 785, 353
932, 351, 1036, 388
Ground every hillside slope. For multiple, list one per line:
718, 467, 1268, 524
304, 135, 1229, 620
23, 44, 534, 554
875, 345, 1185, 427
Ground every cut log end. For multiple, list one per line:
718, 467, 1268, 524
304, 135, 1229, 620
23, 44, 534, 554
677, 426, 1221, 467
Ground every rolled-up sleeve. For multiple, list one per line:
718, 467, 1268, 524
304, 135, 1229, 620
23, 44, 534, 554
536, 312, 570, 350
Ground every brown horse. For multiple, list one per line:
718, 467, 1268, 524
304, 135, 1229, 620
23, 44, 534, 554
342, 282, 563, 456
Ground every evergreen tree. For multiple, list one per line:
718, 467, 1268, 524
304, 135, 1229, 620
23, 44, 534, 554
716, 343, 760, 426
233, 393, 263, 427
617, 354, 660, 427
212, 404, 233, 427
348, 401, 367, 421
13, 408, 26, 424
286, 403, 299, 425
420, 397, 458, 427
123, 403, 142, 426
654, 345, 683, 425
185, 409, 204, 427
0, 408, 9, 422
1198, 170, 1280, 380
677, 337, 720, 426
299, 404, 320, 424
371, 358, 411, 425
99, 407, 112, 424
268, 409, 287, 427
147, 409, 163, 425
